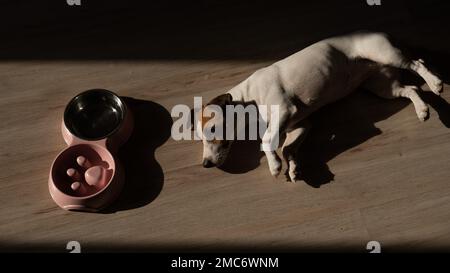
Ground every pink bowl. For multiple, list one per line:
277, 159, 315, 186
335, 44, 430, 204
49, 143, 124, 212
49, 90, 133, 212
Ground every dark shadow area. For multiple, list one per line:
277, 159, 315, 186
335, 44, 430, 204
2, 241, 450, 253
218, 101, 265, 174
297, 91, 409, 188
1, 0, 449, 61
103, 97, 172, 213
218, 139, 264, 174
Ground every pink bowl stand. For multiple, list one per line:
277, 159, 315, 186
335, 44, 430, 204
48, 96, 133, 212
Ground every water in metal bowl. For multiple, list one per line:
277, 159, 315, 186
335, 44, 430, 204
64, 89, 126, 140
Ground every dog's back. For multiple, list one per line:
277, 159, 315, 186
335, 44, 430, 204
244, 33, 383, 111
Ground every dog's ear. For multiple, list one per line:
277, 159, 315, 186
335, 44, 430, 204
192, 94, 232, 131
207, 93, 233, 107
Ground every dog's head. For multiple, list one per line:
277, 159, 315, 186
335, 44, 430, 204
193, 93, 233, 168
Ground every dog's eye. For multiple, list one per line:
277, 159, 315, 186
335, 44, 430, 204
210, 125, 215, 133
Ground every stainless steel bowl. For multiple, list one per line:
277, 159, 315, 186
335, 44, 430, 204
64, 89, 127, 141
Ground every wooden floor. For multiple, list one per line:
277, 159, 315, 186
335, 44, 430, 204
0, 1, 449, 252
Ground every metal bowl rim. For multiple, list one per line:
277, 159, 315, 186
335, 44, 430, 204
63, 89, 127, 141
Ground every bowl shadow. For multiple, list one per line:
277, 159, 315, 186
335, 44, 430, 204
103, 97, 173, 213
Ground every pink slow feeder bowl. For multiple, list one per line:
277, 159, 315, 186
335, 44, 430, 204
49, 89, 133, 212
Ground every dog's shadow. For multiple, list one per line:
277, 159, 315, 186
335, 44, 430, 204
218, 101, 265, 174
219, 138, 264, 174
103, 97, 173, 213
297, 91, 406, 188
219, 87, 449, 187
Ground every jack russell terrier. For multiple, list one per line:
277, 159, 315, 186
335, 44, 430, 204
194, 32, 443, 182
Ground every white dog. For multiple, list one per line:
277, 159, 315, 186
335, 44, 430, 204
195, 32, 443, 182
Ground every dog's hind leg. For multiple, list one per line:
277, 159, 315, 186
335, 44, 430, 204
281, 119, 311, 182
392, 85, 429, 121
363, 67, 429, 121
355, 33, 443, 94
408, 59, 443, 95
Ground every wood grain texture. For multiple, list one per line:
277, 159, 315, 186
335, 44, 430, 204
0, 1, 449, 252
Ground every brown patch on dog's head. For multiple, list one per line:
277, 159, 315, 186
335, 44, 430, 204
191, 93, 233, 131
203, 93, 232, 136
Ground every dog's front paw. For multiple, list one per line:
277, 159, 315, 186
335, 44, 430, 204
268, 157, 282, 177
269, 161, 281, 177
416, 105, 429, 122
427, 74, 444, 95
430, 78, 443, 95
285, 160, 299, 183
288, 169, 299, 183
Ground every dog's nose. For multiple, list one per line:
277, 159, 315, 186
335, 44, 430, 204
202, 159, 215, 168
